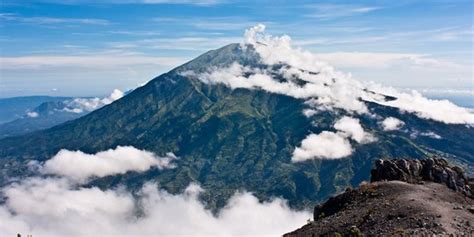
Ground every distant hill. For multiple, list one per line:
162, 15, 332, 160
0, 96, 70, 124
0, 101, 85, 138
0, 90, 123, 138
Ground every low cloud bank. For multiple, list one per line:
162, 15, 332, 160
292, 116, 374, 161
0, 147, 310, 236
43, 146, 177, 183
0, 179, 309, 237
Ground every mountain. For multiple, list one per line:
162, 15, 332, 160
0, 101, 84, 138
0, 40, 473, 211
0, 90, 124, 139
285, 158, 474, 236
0, 96, 71, 124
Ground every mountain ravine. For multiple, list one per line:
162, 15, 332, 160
0, 43, 473, 211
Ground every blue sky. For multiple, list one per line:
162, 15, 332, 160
0, 0, 472, 98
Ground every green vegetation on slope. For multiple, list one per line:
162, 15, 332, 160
0, 44, 472, 210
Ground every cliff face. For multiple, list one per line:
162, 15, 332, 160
285, 158, 474, 236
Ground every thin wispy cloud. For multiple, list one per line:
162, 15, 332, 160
108, 30, 161, 36
293, 26, 474, 48
0, 13, 110, 25
152, 17, 267, 30
322, 26, 375, 33
382, 26, 474, 43
0, 0, 472, 97
305, 4, 381, 19
0, 54, 186, 70
312, 52, 464, 69
141, 0, 224, 5
24, 0, 225, 6
294, 36, 388, 46
432, 28, 474, 41
132, 36, 241, 51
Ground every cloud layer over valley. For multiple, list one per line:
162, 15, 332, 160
0, 147, 310, 236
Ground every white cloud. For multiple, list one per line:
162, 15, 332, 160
302, 109, 317, 118
63, 89, 124, 113
195, 61, 369, 114
43, 146, 177, 183
334, 116, 375, 143
292, 116, 375, 162
238, 25, 473, 124
243, 24, 348, 74
1, 149, 309, 236
107, 88, 125, 101
381, 117, 404, 131
367, 86, 474, 124
26, 111, 39, 118
292, 131, 352, 161
420, 131, 442, 139
0, 178, 309, 236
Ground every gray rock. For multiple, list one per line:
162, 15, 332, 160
371, 158, 473, 198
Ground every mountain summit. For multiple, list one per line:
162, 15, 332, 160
0, 25, 473, 210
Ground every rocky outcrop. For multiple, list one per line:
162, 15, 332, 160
285, 181, 474, 236
371, 158, 473, 198
285, 158, 474, 236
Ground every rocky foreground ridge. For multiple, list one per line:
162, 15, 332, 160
371, 158, 473, 198
285, 158, 474, 236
